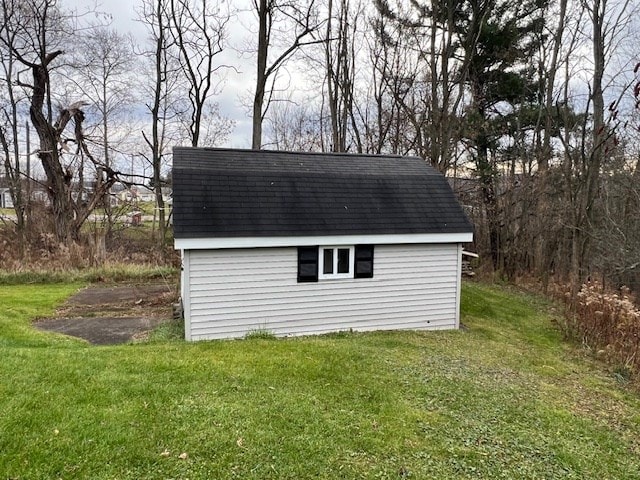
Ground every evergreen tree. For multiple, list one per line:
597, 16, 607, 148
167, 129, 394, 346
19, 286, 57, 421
459, 0, 548, 268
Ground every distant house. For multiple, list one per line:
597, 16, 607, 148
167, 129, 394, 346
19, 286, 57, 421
0, 188, 13, 209
135, 186, 156, 203
116, 186, 171, 205
30, 188, 48, 204
173, 147, 473, 341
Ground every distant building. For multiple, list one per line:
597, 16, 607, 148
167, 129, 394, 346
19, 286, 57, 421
115, 185, 171, 204
0, 188, 13, 208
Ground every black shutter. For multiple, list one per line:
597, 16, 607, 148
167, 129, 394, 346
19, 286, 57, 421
297, 246, 319, 282
354, 245, 374, 278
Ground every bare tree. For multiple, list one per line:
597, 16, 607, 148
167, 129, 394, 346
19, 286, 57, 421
552, 0, 636, 284
138, 0, 180, 246
70, 25, 136, 237
0, 0, 26, 236
0, 0, 119, 242
372, 0, 475, 172
353, 10, 405, 155
538, 0, 568, 173
266, 98, 324, 150
322, 0, 361, 152
72, 26, 135, 174
195, 102, 235, 146
168, 0, 231, 147
252, 0, 323, 149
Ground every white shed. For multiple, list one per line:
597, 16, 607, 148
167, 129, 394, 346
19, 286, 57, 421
173, 147, 473, 341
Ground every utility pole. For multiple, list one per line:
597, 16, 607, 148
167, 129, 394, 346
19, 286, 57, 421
25, 120, 31, 229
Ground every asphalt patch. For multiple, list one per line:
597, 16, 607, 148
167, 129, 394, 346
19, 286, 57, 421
33, 316, 166, 345
34, 282, 178, 345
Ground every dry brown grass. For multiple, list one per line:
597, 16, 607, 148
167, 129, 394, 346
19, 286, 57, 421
548, 280, 640, 378
0, 231, 178, 270
0, 206, 180, 274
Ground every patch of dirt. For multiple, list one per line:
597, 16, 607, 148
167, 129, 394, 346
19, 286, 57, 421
34, 282, 179, 345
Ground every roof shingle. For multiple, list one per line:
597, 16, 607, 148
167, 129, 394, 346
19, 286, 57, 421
172, 147, 473, 238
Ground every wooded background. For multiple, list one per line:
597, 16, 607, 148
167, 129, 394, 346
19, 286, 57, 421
1, 0, 639, 297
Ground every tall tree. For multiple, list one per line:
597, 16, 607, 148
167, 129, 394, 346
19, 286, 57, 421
358, 9, 410, 155
252, 0, 322, 149
138, 0, 179, 246
374, 0, 472, 172
0, 0, 26, 237
0, 0, 118, 242
554, 0, 635, 284
323, 0, 361, 152
461, 0, 548, 269
70, 25, 136, 237
168, 0, 230, 147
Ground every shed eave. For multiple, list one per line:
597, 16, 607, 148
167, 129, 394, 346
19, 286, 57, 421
175, 232, 473, 250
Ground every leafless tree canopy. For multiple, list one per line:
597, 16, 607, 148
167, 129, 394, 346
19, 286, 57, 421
0, 0, 638, 295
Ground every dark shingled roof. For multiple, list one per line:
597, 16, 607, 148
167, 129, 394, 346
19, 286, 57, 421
172, 147, 473, 239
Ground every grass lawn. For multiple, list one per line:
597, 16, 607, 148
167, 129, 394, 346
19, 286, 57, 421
1, 282, 639, 479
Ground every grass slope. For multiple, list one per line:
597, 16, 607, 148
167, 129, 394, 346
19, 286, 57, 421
1, 282, 639, 479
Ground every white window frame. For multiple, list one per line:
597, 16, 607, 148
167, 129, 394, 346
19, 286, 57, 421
318, 246, 355, 280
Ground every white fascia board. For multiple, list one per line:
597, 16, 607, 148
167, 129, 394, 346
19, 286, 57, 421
175, 232, 473, 250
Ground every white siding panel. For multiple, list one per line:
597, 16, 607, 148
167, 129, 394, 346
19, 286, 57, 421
186, 244, 461, 340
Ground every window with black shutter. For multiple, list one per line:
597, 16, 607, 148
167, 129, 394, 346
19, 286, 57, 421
298, 245, 374, 282
354, 245, 374, 278
297, 246, 319, 282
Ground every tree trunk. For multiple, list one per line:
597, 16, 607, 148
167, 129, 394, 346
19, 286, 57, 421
151, 0, 167, 246
30, 55, 77, 242
252, 0, 268, 150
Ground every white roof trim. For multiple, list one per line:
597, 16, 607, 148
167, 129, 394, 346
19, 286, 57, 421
175, 232, 473, 250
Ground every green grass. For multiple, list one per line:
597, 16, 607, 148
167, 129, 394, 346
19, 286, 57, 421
1, 282, 640, 479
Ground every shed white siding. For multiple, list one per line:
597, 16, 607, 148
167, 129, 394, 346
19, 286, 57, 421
182, 243, 462, 341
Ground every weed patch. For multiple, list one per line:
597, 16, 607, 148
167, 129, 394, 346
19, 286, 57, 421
558, 281, 640, 376
147, 319, 185, 343
0, 220, 179, 273
244, 329, 277, 340
0, 264, 177, 285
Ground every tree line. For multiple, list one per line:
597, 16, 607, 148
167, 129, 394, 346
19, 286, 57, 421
1, 0, 639, 296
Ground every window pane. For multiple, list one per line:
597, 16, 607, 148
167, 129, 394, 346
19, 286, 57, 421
323, 248, 334, 274
337, 248, 350, 273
